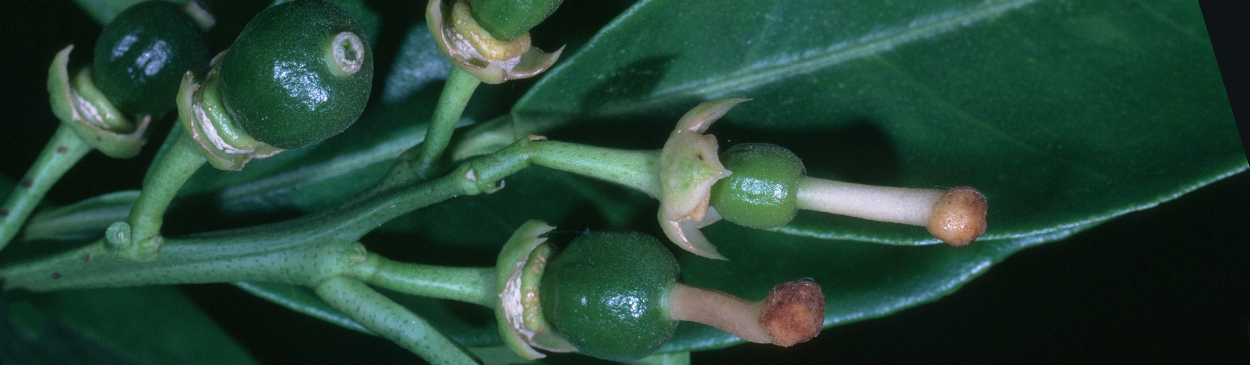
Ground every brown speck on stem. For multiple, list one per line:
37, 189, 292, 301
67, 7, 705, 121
57, 145, 68, 154
668, 279, 824, 346
19, 180, 32, 188
51, 272, 61, 279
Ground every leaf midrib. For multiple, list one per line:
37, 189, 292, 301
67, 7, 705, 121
584, 0, 1043, 119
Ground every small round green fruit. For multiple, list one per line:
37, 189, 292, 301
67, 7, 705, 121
92, 0, 210, 117
711, 143, 806, 229
218, 0, 373, 149
539, 231, 679, 362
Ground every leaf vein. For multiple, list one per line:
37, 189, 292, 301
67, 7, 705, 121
596, 0, 1043, 117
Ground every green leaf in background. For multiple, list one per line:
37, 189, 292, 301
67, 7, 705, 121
502, 0, 1245, 351
2, 0, 1244, 363
2, 287, 257, 365
515, 0, 1244, 244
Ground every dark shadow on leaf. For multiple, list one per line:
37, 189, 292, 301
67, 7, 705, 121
162, 193, 304, 236
579, 55, 679, 114
361, 0, 425, 100
714, 118, 904, 185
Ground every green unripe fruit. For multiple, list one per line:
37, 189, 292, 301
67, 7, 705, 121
469, 0, 564, 40
540, 231, 679, 362
711, 143, 806, 229
92, 1, 210, 117
218, 0, 373, 149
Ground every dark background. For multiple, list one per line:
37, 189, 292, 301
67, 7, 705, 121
1, 0, 1246, 364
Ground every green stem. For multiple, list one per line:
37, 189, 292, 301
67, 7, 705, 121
315, 276, 480, 365
123, 132, 206, 257
0, 135, 671, 289
320, 138, 662, 243
0, 124, 93, 249
0, 234, 363, 291
414, 67, 482, 179
0, 137, 662, 291
0, 135, 680, 364
530, 141, 662, 198
0, 144, 525, 291
355, 254, 496, 307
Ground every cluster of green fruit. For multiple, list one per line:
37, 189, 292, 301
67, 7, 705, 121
27, 0, 984, 362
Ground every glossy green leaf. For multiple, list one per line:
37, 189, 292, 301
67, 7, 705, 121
662, 218, 1104, 351
504, 0, 1243, 352
515, 0, 1244, 244
3, 0, 1243, 363
2, 287, 257, 365
233, 281, 371, 334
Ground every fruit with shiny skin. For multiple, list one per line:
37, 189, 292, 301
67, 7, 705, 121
218, 0, 373, 149
539, 231, 680, 362
92, 0, 210, 117
710, 143, 806, 229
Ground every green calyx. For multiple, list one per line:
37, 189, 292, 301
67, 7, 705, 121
469, 0, 564, 41
539, 231, 680, 362
218, 0, 373, 149
92, 1, 210, 118
711, 143, 806, 229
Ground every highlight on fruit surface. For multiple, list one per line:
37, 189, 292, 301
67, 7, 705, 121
92, 0, 211, 118
495, 224, 826, 362
217, 0, 373, 150
176, 0, 374, 170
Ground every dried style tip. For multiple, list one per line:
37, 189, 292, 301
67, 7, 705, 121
668, 279, 826, 347
760, 280, 825, 347
927, 186, 988, 246
795, 179, 989, 246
